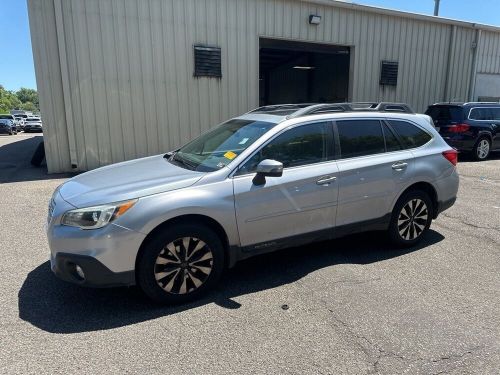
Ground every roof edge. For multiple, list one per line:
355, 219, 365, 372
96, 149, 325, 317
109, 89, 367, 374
300, 0, 500, 33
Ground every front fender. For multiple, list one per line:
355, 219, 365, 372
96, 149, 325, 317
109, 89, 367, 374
114, 179, 240, 247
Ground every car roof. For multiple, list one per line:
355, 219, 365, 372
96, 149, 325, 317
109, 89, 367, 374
236, 110, 429, 135
237, 102, 420, 124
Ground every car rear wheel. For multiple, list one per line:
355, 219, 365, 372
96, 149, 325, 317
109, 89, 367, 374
472, 137, 491, 161
388, 190, 433, 247
137, 223, 224, 304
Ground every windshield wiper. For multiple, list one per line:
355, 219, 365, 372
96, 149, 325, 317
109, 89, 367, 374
171, 152, 197, 171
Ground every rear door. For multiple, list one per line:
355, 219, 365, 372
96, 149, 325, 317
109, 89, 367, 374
492, 108, 500, 149
335, 119, 413, 226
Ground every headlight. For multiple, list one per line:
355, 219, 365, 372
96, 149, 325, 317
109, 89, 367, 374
61, 199, 137, 230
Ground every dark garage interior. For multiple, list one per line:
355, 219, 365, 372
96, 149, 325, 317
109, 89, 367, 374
259, 38, 350, 106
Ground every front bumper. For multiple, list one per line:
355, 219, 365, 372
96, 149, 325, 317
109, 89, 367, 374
50, 252, 135, 287
47, 192, 145, 287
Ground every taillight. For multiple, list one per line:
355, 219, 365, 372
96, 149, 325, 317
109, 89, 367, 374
447, 124, 470, 133
442, 149, 458, 166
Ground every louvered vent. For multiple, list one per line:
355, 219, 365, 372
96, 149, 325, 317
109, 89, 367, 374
194, 45, 222, 78
380, 61, 398, 86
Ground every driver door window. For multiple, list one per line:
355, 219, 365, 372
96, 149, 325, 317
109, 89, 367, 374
237, 122, 333, 175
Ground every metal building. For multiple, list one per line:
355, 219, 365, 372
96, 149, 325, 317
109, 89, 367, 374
28, 0, 500, 173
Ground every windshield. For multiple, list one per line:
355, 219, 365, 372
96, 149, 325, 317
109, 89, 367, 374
26, 118, 39, 122
170, 119, 276, 172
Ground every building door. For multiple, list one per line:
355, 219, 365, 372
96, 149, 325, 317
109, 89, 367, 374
259, 38, 350, 106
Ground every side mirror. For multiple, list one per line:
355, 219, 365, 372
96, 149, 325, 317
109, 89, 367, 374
253, 159, 283, 185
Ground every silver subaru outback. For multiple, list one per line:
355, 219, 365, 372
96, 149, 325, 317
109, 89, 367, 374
47, 103, 459, 303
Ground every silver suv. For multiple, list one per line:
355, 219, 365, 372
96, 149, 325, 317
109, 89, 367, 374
47, 103, 459, 303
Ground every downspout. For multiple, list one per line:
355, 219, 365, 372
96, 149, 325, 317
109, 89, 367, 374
468, 27, 481, 101
54, 0, 78, 169
443, 25, 456, 102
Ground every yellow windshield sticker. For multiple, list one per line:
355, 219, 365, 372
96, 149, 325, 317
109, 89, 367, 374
224, 151, 237, 160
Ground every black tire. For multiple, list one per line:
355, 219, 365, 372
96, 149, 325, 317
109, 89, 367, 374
31, 141, 45, 167
388, 190, 433, 247
137, 223, 225, 304
472, 136, 491, 161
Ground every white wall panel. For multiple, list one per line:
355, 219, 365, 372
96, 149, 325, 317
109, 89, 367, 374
28, 0, 500, 173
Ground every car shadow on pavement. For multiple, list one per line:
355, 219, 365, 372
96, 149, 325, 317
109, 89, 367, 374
0, 135, 75, 183
18, 230, 444, 334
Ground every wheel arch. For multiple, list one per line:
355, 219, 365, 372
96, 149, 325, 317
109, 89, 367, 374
477, 130, 493, 142
135, 214, 231, 274
394, 182, 439, 219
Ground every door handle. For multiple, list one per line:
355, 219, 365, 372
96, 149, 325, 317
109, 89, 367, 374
316, 176, 337, 185
392, 162, 408, 170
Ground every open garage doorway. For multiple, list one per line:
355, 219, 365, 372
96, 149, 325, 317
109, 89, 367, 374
259, 38, 350, 106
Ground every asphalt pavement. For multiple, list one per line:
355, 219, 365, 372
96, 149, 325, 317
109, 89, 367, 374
0, 133, 499, 374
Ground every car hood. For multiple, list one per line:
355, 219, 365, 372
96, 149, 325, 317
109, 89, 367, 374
59, 155, 205, 207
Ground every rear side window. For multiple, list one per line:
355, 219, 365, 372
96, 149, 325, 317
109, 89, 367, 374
388, 120, 432, 148
425, 106, 463, 123
469, 107, 500, 120
337, 120, 385, 158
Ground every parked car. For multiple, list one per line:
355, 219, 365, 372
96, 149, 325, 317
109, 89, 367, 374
47, 102, 459, 304
0, 119, 16, 135
23, 117, 43, 133
13, 116, 25, 131
425, 102, 500, 160
0, 114, 17, 134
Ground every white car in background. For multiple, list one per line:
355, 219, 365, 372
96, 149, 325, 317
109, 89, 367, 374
23, 117, 43, 133
13, 116, 25, 131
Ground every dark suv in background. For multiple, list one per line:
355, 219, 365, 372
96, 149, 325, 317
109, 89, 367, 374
425, 102, 500, 160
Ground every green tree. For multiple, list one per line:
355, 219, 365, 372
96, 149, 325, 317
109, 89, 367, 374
0, 85, 22, 113
16, 87, 39, 109
19, 101, 37, 112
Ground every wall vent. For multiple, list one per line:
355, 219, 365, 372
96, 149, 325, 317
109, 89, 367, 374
380, 61, 398, 86
194, 45, 222, 78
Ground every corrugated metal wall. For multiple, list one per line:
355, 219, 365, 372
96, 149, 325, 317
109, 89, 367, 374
28, 0, 500, 173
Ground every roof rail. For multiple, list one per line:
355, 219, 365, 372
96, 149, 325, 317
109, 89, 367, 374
247, 103, 315, 115
463, 101, 500, 105
246, 102, 415, 118
287, 103, 354, 117
287, 102, 414, 118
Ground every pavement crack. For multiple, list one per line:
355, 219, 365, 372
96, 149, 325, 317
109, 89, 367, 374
325, 309, 410, 374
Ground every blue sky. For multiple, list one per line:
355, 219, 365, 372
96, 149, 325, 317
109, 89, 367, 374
1, 0, 499, 91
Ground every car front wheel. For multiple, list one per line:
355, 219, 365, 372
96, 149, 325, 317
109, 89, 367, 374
388, 190, 433, 247
137, 223, 224, 304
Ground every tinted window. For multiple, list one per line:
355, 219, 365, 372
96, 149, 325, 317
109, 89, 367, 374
425, 106, 463, 124
238, 122, 332, 174
388, 120, 432, 148
382, 123, 402, 152
469, 107, 499, 121
494, 108, 500, 121
337, 120, 385, 158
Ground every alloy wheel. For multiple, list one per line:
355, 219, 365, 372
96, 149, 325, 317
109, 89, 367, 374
154, 237, 213, 294
477, 139, 490, 159
397, 199, 428, 241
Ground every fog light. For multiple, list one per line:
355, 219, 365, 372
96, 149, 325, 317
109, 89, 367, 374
75, 265, 85, 280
